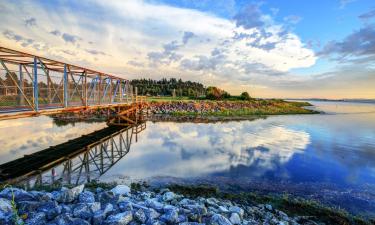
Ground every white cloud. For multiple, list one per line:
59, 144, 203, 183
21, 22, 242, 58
0, 0, 317, 96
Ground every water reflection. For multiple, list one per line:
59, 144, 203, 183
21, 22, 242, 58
0, 122, 146, 187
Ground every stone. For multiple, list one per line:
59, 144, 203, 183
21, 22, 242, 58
162, 192, 175, 202
134, 208, 147, 223
0, 198, 12, 214
98, 191, 116, 206
104, 211, 133, 225
160, 208, 178, 223
179, 223, 205, 225
265, 204, 273, 211
103, 203, 114, 215
93, 210, 106, 225
206, 198, 219, 206
0, 188, 35, 202
56, 185, 84, 203
229, 213, 241, 225
145, 208, 160, 220
118, 201, 133, 212
185, 204, 207, 216
17, 201, 41, 214
37, 201, 61, 220
79, 191, 95, 203
145, 199, 164, 212
210, 213, 232, 225
218, 206, 229, 213
73, 203, 92, 220
229, 206, 244, 218
110, 185, 131, 196
24, 212, 47, 225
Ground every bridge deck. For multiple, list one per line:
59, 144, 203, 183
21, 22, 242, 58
0, 125, 131, 183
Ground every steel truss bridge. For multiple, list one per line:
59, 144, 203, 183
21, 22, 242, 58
0, 120, 147, 188
0, 46, 146, 120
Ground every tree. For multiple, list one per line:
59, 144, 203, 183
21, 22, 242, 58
240, 92, 251, 100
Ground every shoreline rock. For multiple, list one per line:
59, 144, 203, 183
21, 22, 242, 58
0, 185, 322, 225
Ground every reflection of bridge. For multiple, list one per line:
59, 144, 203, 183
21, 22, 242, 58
0, 47, 147, 120
0, 120, 147, 187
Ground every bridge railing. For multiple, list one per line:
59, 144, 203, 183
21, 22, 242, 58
0, 47, 138, 114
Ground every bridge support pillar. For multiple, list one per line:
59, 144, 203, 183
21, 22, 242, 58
63, 64, 68, 108
33, 57, 39, 112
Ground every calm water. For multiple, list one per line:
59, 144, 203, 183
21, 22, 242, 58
1, 101, 375, 215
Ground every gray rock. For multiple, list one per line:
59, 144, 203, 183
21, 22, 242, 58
0, 188, 35, 202
265, 204, 273, 211
104, 211, 133, 225
146, 199, 164, 212
210, 213, 232, 225
162, 192, 175, 202
93, 210, 106, 225
37, 201, 62, 220
229, 213, 241, 225
185, 204, 207, 216
24, 212, 47, 225
17, 201, 41, 214
145, 208, 160, 219
103, 203, 114, 215
98, 191, 116, 206
56, 185, 84, 203
73, 203, 92, 220
110, 185, 131, 196
160, 208, 178, 223
206, 198, 219, 207
134, 208, 147, 223
179, 223, 205, 225
0, 198, 12, 214
218, 206, 229, 213
79, 191, 95, 203
60, 204, 72, 214
119, 201, 133, 212
229, 206, 244, 218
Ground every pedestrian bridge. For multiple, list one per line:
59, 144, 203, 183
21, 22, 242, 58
0, 46, 146, 120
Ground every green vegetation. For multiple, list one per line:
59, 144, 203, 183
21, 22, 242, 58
131, 78, 205, 97
166, 184, 373, 225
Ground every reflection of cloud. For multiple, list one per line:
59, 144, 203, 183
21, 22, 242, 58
0, 116, 106, 164
105, 121, 310, 179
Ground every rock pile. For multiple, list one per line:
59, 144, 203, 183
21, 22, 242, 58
0, 184, 319, 225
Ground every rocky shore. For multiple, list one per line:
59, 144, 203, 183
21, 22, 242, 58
0, 184, 323, 225
149, 100, 316, 116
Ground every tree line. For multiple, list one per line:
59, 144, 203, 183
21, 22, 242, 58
131, 78, 251, 101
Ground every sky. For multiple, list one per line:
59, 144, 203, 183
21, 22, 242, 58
0, 0, 374, 99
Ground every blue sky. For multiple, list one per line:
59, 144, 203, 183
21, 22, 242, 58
0, 0, 374, 98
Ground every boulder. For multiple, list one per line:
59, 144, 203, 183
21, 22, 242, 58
134, 208, 147, 223
56, 185, 84, 203
73, 203, 92, 220
160, 208, 178, 223
162, 192, 175, 202
210, 213, 232, 225
229, 213, 241, 225
229, 206, 244, 218
0, 188, 35, 202
37, 201, 62, 220
145, 199, 164, 212
24, 212, 47, 225
0, 198, 12, 214
79, 191, 95, 203
110, 185, 131, 196
104, 211, 133, 225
